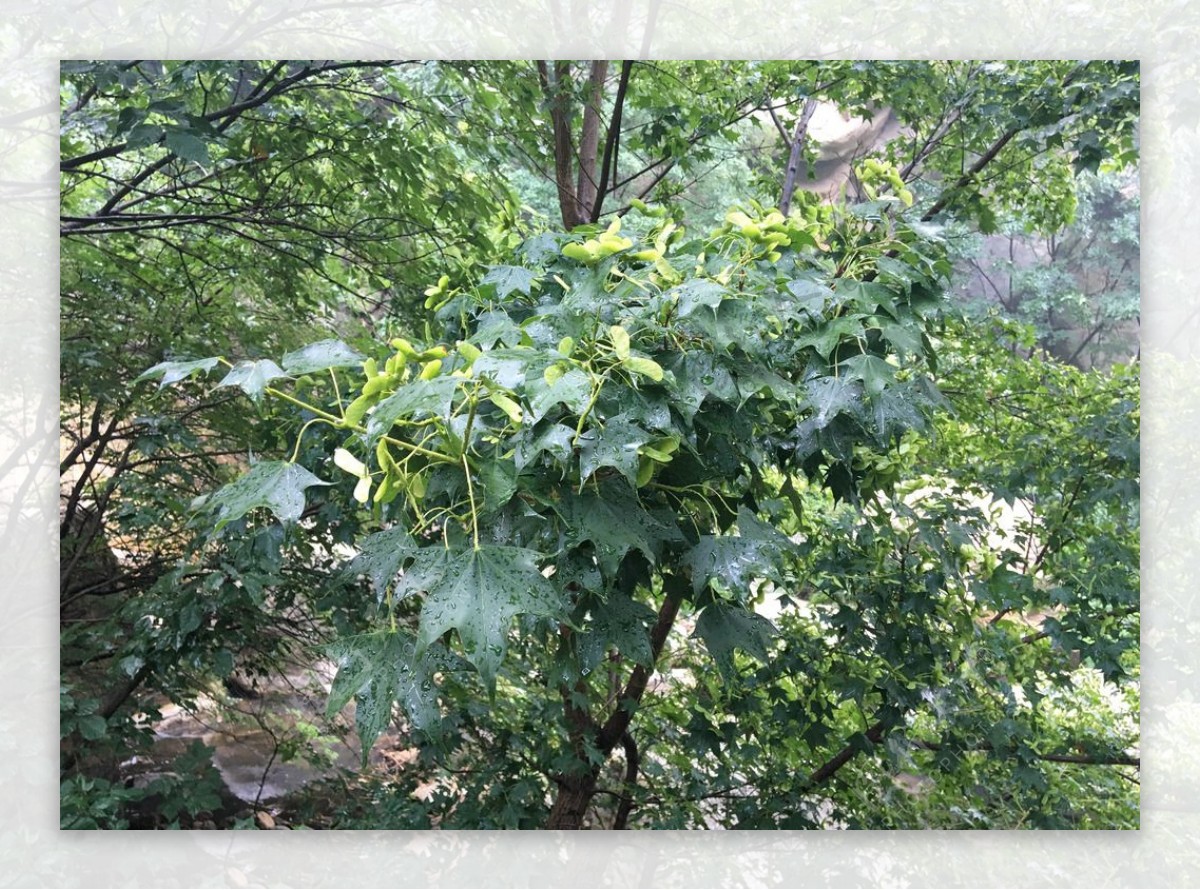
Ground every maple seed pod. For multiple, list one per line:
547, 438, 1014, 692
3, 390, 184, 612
341, 393, 372, 427
423, 274, 450, 297
362, 357, 378, 379
375, 439, 396, 473
598, 234, 633, 255
390, 338, 420, 361
360, 374, 389, 397
562, 242, 596, 263
373, 474, 394, 504
419, 359, 442, 380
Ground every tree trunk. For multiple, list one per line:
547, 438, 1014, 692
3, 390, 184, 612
542, 583, 684, 829
546, 772, 599, 829
575, 61, 610, 224
538, 60, 582, 229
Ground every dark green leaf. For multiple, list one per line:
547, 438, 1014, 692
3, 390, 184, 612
527, 366, 592, 422
806, 376, 863, 429
579, 592, 657, 670
76, 714, 108, 741
164, 129, 211, 165
477, 455, 518, 513
481, 264, 539, 298
693, 601, 777, 680
796, 317, 865, 360
578, 415, 650, 486
513, 422, 576, 471
327, 630, 467, 761
672, 278, 726, 317
367, 377, 459, 440
843, 354, 897, 397
684, 507, 788, 597
786, 278, 833, 315
561, 484, 682, 577
415, 545, 564, 688
198, 460, 330, 530
343, 526, 420, 596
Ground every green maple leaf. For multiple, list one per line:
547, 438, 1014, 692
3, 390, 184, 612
341, 526, 420, 596
578, 592, 657, 671
366, 377, 459, 440
693, 601, 777, 680
217, 359, 287, 401
685, 508, 788, 597
412, 545, 564, 689
196, 460, 330, 530
137, 356, 221, 388
560, 483, 682, 577
578, 415, 650, 486
281, 339, 366, 374
527, 366, 592, 423
481, 264, 539, 298
326, 630, 468, 762
513, 422, 575, 471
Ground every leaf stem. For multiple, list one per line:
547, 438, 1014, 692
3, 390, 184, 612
463, 452, 480, 550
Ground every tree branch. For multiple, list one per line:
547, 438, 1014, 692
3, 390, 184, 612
613, 731, 639, 829
589, 60, 634, 223
597, 578, 684, 752
779, 97, 818, 216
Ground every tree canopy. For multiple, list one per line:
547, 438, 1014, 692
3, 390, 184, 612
60, 59, 1139, 831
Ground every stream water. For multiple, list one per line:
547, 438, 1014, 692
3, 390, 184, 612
123, 661, 368, 814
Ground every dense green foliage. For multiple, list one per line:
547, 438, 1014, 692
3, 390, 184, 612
59, 59, 1139, 830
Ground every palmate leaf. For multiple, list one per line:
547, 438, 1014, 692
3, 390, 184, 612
560, 483, 683, 577
410, 545, 565, 689
513, 421, 575, 471
806, 375, 864, 429
578, 591, 657, 671
679, 297, 764, 353
196, 459, 330, 530
684, 508, 789, 598
281, 339, 366, 374
326, 629, 469, 762
578, 415, 650, 486
527, 366, 592, 423
481, 264, 539, 298
164, 128, 211, 165
671, 278, 727, 317
366, 377, 459, 440
693, 601, 778, 680
842, 353, 897, 397
217, 359, 287, 401
137, 356, 221, 388
341, 526, 419, 596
